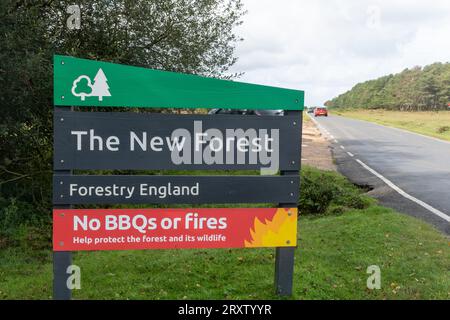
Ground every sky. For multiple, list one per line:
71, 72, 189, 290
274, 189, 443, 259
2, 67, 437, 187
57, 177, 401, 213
229, 0, 450, 106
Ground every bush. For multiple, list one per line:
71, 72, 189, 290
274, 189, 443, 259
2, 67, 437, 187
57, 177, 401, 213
299, 166, 374, 215
437, 126, 450, 134
0, 197, 51, 249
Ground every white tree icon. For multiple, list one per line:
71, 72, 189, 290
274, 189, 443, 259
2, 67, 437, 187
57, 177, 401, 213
71, 75, 93, 101
90, 68, 111, 101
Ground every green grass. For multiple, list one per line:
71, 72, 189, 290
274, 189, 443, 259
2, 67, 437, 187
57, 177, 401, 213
1, 205, 448, 300
333, 109, 450, 142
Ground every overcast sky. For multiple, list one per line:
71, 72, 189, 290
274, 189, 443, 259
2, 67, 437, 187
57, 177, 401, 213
229, 0, 450, 106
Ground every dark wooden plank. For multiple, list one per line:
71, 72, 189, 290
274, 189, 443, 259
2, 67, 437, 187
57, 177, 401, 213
53, 110, 301, 171
53, 175, 299, 204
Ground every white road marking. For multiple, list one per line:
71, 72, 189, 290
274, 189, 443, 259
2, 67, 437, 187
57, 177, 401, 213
355, 159, 450, 222
301, 158, 307, 161
340, 145, 345, 150
308, 113, 342, 144
347, 151, 354, 157
308, 114, 326, 133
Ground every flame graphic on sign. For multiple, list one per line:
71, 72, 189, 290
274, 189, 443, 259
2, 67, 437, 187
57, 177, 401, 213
244, 208, 297, 247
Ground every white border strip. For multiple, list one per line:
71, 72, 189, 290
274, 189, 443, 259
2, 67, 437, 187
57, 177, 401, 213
355, 159, 450, 222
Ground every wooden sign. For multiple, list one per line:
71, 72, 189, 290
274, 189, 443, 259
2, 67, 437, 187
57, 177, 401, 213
52, 55, 304, 299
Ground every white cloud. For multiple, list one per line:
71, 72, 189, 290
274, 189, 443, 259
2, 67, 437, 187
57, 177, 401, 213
230, 0, 450, 105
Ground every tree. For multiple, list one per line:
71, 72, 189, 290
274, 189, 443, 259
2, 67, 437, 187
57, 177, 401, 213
90, 69, 111, 101
0, 0, 245, 242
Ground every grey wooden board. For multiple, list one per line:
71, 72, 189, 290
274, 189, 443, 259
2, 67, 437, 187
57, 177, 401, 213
53, 175, 299, 204
53, 109, 301, 170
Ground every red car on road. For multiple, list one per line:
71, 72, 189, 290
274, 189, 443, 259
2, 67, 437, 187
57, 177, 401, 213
314, 107, 328, 117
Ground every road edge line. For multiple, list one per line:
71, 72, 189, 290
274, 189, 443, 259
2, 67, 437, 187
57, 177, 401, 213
355, 159, 450, 223
307, 113, 331, 139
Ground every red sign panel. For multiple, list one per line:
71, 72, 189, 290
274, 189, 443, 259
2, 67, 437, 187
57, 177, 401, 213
53, 208, 297, 251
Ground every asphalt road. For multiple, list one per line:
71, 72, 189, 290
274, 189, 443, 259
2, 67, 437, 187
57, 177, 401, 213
310, 113, 450, 234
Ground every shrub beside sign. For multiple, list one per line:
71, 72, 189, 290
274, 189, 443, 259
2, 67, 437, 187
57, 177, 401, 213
52, 55, 304, 299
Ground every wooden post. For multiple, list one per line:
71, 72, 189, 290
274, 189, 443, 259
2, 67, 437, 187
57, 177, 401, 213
53, 106, 72, 300
274, 110, 302, 296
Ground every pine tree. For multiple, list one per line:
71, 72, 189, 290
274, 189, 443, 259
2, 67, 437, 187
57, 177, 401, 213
90, 68, 111, 101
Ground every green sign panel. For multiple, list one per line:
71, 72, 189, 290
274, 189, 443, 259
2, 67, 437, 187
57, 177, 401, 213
53, 55, 304, 110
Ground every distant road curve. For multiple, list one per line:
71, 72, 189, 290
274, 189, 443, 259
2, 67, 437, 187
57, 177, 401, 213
310, 113, 450, 233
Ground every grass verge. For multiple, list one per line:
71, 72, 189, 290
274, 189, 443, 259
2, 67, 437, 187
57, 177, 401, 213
333, 109, 450, 142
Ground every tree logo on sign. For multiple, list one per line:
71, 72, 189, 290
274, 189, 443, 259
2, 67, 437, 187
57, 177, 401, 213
71, 68, 111, 101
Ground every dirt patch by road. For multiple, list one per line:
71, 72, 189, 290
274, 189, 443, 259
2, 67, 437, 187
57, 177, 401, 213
301, 117, 336, 171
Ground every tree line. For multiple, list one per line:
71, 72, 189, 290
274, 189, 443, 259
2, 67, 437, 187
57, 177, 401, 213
325, 62, 450, 111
